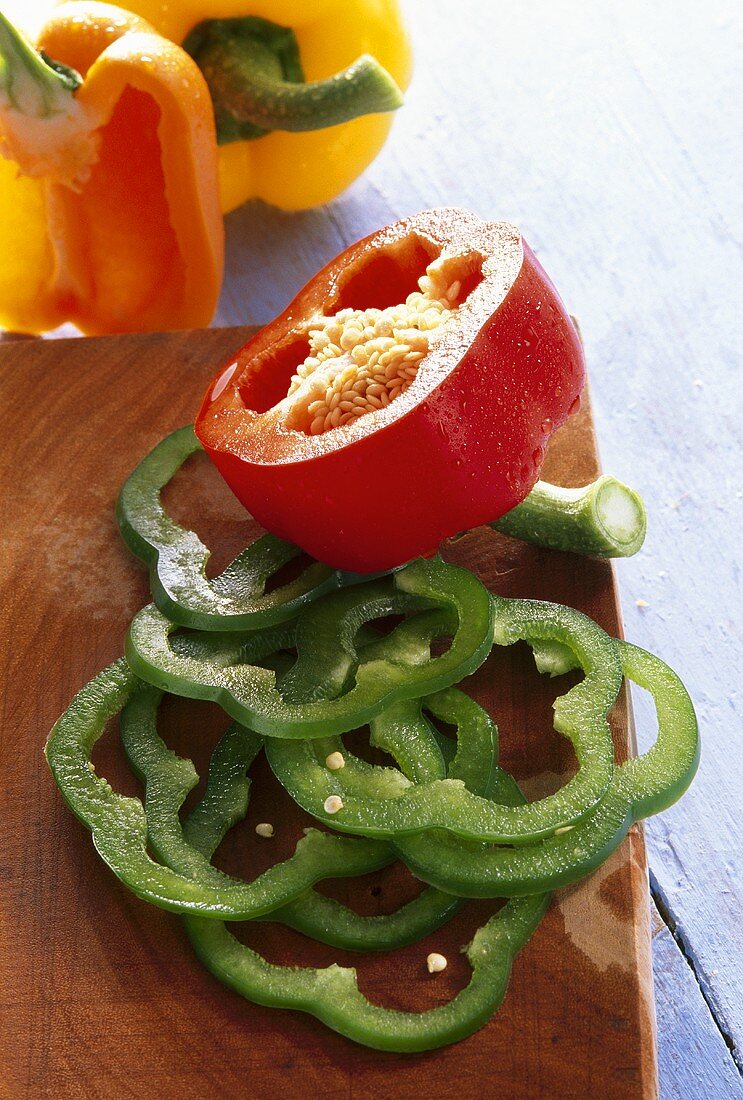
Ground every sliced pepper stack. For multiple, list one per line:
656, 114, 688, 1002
44, 426, 698, 1052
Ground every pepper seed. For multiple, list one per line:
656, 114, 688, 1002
426, 952, 448, 974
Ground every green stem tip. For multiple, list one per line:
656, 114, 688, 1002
493, 476, 647, 558
184, 16, 403, 144
0, 10, 81, 116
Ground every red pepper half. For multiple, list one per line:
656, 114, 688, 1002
196, 208, 585, 572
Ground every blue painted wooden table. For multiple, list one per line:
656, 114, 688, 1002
210, 3, 742, 1095
6, 0, 741, 1094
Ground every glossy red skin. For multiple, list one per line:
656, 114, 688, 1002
196, 209, 585, 573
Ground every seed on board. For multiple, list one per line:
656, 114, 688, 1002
255, 822, 274, 838
426, 952, 448, 974
325, 751, 345, 771
324, 795, 344, 814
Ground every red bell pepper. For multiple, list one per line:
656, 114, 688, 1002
196, 208, 585, 572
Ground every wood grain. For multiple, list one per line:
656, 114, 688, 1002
0, 329, 656, 1098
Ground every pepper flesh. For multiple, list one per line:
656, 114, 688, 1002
265, 598, 622, 844
125, 557, 496, 738
44, 662, 395, 918
196, 209, 586, 573
124, 685, 466, 953
111, 0, 412, 212
393, 641, 700, 897
0, 3, 223, 334
177, 715, 550, 1053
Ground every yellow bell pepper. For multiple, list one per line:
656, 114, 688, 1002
0, 2, 223, 334
114, 0, 413, 213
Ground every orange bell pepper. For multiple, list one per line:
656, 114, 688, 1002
0, 2, 223, 335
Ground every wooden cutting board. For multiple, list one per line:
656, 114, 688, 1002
0, 329, 656, 1099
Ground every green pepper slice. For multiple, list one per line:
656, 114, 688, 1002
265, 597, 621, 842
184, 893, 548, 1052
393, 641, 699, 896
270, 887, 463, 953
178, 723, 550, 1053
44, 662, 393, 918
126, 557, 495, 738
116, 425, 350, 631
120, 682, 466, 952
271, 681, 505, 949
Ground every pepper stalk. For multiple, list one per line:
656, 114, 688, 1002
0, 10, 99, 186
492, 475, 647, 557
183, 16, 404, 144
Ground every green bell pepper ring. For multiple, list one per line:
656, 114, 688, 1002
126, 557, 495, 738
264, 598, 621, 842
178, 724, 550, 1053
44, 662, 394, 918
120, 684, 465, 952
270, 887, 463, 954
192, 715, 464, 952
393, 641, 699, 897
275, 681, 519, 951
183, 893, 549, 1052
271, 682, 504, 950
116, 425, 348, 631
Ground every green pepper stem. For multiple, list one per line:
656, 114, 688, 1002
0, 11, 80, 116
214, 48, 403, 133
492, 476, 647, 558
184, 16, 402, 144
